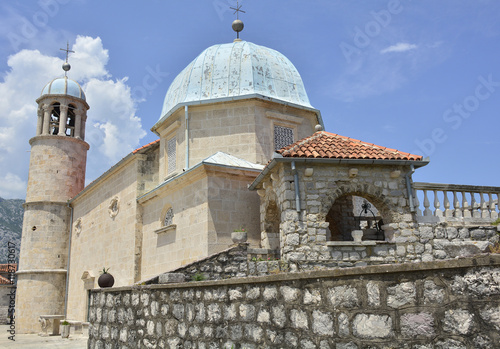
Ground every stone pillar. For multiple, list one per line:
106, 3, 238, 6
42, 104, 51, 135
80, 115, 86, 141
36, 108, 43, 136
58, 105, 68, 136
74, 110, 82, 139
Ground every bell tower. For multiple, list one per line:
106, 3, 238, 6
15, 52, 89, 333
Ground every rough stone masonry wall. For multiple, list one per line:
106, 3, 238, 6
89, 254, 500, 349
141, 244, 283, 285
260, 162, 499, 270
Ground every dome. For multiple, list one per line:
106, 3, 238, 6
41, 76, 86, 101
159, 40, 312, 120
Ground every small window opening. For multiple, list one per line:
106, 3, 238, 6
167, 137, 176, 175
274, 125, 294, 150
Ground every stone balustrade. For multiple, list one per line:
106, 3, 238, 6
413, 182, 500, 223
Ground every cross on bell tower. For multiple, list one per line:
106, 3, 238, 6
60, 42, 75, 77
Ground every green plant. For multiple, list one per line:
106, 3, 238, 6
233, 227, 245, 232
492, 218, 500, 226
191, 273, 206, 281
100, 267, 110, 274
61, 320, 69, 326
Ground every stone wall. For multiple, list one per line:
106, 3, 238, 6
257, 162, 499, 270
290, 224, 499, 271
141, 244, 283, 285
89, 254, 500, 348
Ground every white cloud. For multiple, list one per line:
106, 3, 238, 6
0, 173, 26, 199
381, 42, 418, 54
0, 35, 147, 199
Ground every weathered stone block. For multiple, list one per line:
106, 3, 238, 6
443, 309, 474, 335
352, 314, 393, 339
423, 280, 445, 304
400, 312, 435, 337
387, 282, 416, 308
328, 285, 359, 308
366, 281, 380, 307
290, 309, 308, 329
443, 241, 491, 258
479, 305, 500, 331
271, 305, 286, 328
312, 310, 334, 335
304, 288, 321, 304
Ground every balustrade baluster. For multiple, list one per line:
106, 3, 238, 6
433, 190, 443, 217
489, 193, 498, 220
453, 191, 462, 218
462, 191, 471, 218
471, 193, 480, 218
423, 190, 432, 216
414, 189, 422, 216
443, 191, 452, 217
480, 192, 489, 218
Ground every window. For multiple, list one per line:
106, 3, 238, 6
167, 137, 176, 175
274, 125, 294, 150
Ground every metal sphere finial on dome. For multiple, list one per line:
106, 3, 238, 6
62, 62, 71, 72
230, 1, 245, 41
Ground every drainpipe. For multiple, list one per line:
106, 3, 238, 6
185, 105, 189, 170
291, 161, 301, 213
64, 202, 74, 318
405, 164, 416, 212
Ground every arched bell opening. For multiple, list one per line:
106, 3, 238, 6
49, 102, 61, 135
326, 194, 385, 241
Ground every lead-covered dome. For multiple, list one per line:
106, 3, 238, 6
41, 76, 86, 101
159, 40, 312, 120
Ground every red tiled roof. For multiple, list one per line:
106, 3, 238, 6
133, 139, 160, 154
278, 131, 422, 161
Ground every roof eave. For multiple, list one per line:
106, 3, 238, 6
249, 155, 429, 190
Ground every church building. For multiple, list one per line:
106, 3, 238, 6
17, 18, 497, 335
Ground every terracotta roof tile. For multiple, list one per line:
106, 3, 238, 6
278, 131, 423, 161
133, 139, 160, 154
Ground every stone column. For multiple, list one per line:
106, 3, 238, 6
42, 104, 52, 135
80, 115, 87, 141
74, 110, 82, 139
58, 105, 68, 136
36, 108, 43, 136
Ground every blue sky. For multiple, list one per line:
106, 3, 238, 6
0, 0, 499, 199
